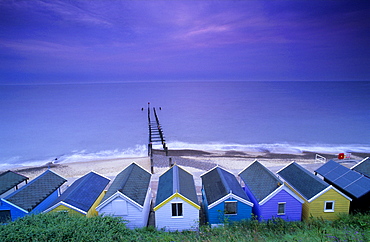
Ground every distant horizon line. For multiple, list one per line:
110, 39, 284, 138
1, 79, 368, 86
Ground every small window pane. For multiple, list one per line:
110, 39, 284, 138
325, 202, 333, 210
171, 203, 183, 217
177, 203, 183, 216
172, 203, 177, 216
225, 202, 237, 214
278, 203, 285, 214
0, 210, 11, 223
324, 201, 334, 212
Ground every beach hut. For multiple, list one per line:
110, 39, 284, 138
315, 160, 370, 212
44, 171, 110, 217
0, 170, 28, 199
277, 162, 351, 221
154, 164, 200, 232
201, 166, 253, 226
96, 163, 152, 229
238, 161, 304, 221
351, 157, 370, 178
0, 170, 66, 222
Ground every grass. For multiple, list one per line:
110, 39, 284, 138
0, 212, 369, 241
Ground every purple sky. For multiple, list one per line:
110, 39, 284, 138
0, 0, 369, 83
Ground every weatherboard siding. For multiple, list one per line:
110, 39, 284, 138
141, 187, 152, 228
48, 204, 84, 216
284, 182, 350, 221
260, 189, 302, 221
30, 189, 60, 215
309, 189, 350, 221
155, 196, 199, 232
0, 199, 27, 221
207, 198, 252, 225
98, 188, 151, 229
282, 182, 310, 221
87, 190, 106, 217
242, 186, 261, 219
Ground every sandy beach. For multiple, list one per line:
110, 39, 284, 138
4, 149, 368, 197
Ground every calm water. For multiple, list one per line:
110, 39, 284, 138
1, 81, 369, 169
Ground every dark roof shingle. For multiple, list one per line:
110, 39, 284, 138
0, 170, 28, 196
277, 162, 328, 200
155, 165, 198, 206
101, 163, 151, 206
5, 170, 66, 212
50, 171, 109, 212
352, 157, 370, 178
239, 161, 282, 202
201, 167, 249, 205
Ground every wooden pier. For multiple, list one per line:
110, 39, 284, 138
147, 103, 168, 173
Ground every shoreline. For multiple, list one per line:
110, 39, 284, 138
3, 149, 368, 180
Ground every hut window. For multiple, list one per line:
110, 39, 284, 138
277, 202, 286, 215
324, 201, 335, 212
0, 210, 11, 223
224, 201, 237, 215
112, 199, 128, 215
171, 203, 183, 217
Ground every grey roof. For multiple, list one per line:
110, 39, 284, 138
201, 167, 250, 205
352, 157, 370, 178
5, 170, 66, 212
239, 161, 282, 202
101, 163, 151, 206
315, 160, 370, 198
0, 170, 28, 196
49, 171, 109, 213
155, 165, 198, 206
277, 162, 328, 200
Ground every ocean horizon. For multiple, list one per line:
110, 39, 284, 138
1, 81, 369, 170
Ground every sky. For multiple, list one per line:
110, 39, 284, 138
0, 0, 369, 84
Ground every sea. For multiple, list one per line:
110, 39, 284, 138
1, 81, 369, 170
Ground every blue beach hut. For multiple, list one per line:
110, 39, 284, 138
238, 161, 304, 221
201, 166, 253, 226
0, 170, 66, 222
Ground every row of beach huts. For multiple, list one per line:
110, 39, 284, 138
0, 157, 369, 231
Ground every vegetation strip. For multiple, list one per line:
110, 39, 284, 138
1, 212, 369, 241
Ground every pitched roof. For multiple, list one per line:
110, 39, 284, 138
315, 160, 370, 198
277, 162, 328, 200
5, 170, 66, 212
49, 171, 110, 213
155, 164, 198, 206
201, 166, 249, 205
239, 161, 282, 202
0, 170, 28, 195
351, 157, 370, 178
101, 163, 151, 206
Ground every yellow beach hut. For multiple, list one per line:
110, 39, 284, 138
44, 171, 110, 217
277, 162, 351, 221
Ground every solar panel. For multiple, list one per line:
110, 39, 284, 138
325, 166, 348, 182
345, 178, 370, 198
316, 160, 370, 199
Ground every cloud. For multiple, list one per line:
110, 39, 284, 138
0, 0, 369, 82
